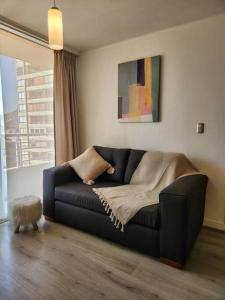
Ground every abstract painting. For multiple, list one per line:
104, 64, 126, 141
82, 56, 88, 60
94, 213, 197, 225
118, 56, 161, 122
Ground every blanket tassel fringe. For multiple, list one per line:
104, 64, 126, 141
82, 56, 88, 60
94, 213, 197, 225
93, 189, 124, 232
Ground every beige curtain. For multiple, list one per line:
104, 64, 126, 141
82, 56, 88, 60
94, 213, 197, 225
54, 50, 80, 165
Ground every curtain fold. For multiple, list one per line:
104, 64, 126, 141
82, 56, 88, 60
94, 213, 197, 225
54, 50, 80, 165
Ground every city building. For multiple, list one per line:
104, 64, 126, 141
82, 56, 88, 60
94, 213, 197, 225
4, 59, 54, 169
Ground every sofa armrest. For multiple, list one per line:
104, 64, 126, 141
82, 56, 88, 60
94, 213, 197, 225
159, 174, 208, 267
43, 165, 79, 219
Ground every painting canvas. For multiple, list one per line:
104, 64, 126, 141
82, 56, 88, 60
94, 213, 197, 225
118, 56, 161, 122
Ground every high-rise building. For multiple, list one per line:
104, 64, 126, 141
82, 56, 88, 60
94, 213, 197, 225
4, 59, 54, 169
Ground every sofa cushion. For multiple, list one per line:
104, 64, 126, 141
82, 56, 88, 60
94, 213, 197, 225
94, 146, 130, 183
68, 147, 112, 185
124, 149, 146, 183
55, 180, 160, 229
55, 180, 119, 212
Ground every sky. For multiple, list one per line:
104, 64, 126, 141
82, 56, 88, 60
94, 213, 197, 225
0, 55, 17, 113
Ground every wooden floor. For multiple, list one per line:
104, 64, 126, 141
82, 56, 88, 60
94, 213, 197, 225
0, 220, 225, 300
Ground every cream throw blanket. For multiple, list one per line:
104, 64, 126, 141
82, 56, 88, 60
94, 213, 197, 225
93, 151, 197, 232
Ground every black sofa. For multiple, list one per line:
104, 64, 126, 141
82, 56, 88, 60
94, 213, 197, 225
43, 146, 208, 268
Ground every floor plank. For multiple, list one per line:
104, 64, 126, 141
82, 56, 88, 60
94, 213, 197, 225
0, 220, 225, 300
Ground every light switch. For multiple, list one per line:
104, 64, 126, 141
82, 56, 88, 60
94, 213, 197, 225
197, 123, 205, 134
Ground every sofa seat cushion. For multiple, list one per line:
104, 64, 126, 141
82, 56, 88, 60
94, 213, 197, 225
55, 180, 119, 214
55, 181, 160, 229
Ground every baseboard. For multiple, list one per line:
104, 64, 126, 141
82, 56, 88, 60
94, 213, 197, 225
204, 218, 225, 232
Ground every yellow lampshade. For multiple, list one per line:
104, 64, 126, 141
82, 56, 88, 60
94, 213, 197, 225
48, 7, 63, 50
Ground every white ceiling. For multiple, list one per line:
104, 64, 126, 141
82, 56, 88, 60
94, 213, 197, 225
1, 0, 225, 52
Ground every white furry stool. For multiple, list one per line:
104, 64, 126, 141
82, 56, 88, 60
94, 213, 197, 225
10, 195, 42, 233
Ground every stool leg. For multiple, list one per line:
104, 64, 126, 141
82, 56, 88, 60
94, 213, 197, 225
32, 222, 38, 231
14, 223, 20, 234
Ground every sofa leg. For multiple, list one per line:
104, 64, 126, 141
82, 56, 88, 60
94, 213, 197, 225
160, 257, 183, 269
44, 216, 55, 222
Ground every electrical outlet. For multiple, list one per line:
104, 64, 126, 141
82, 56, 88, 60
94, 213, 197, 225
197, 123, 205, 134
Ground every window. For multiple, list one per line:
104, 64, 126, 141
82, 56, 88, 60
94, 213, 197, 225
19, 104, 26, 111
0, 56, 54, 169
0, 29, 54, 220
18, 92, 25, 99
45, 74, 53, 83
26, 74, 53, 87
16, 66, 24, 76
29, 115, 53, 124
27, 88, 53, 99
46, 127, 54, 134
20, 128, 27, 134
17, 80, 25, 87
19, 116, 27, 123
28, 102, 52, 112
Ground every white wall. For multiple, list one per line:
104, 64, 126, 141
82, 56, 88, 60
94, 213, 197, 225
78, 14, 225, 231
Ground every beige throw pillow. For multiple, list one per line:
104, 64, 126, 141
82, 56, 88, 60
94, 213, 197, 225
68, 147, 113, 185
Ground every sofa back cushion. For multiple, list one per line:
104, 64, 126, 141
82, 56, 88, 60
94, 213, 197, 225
94, 146, 130, 183
68, 147, 112, 185
124, 149, 146, 184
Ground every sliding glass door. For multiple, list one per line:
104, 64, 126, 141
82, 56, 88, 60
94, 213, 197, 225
0, 70, 7, 221
0, 30, 54, 220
